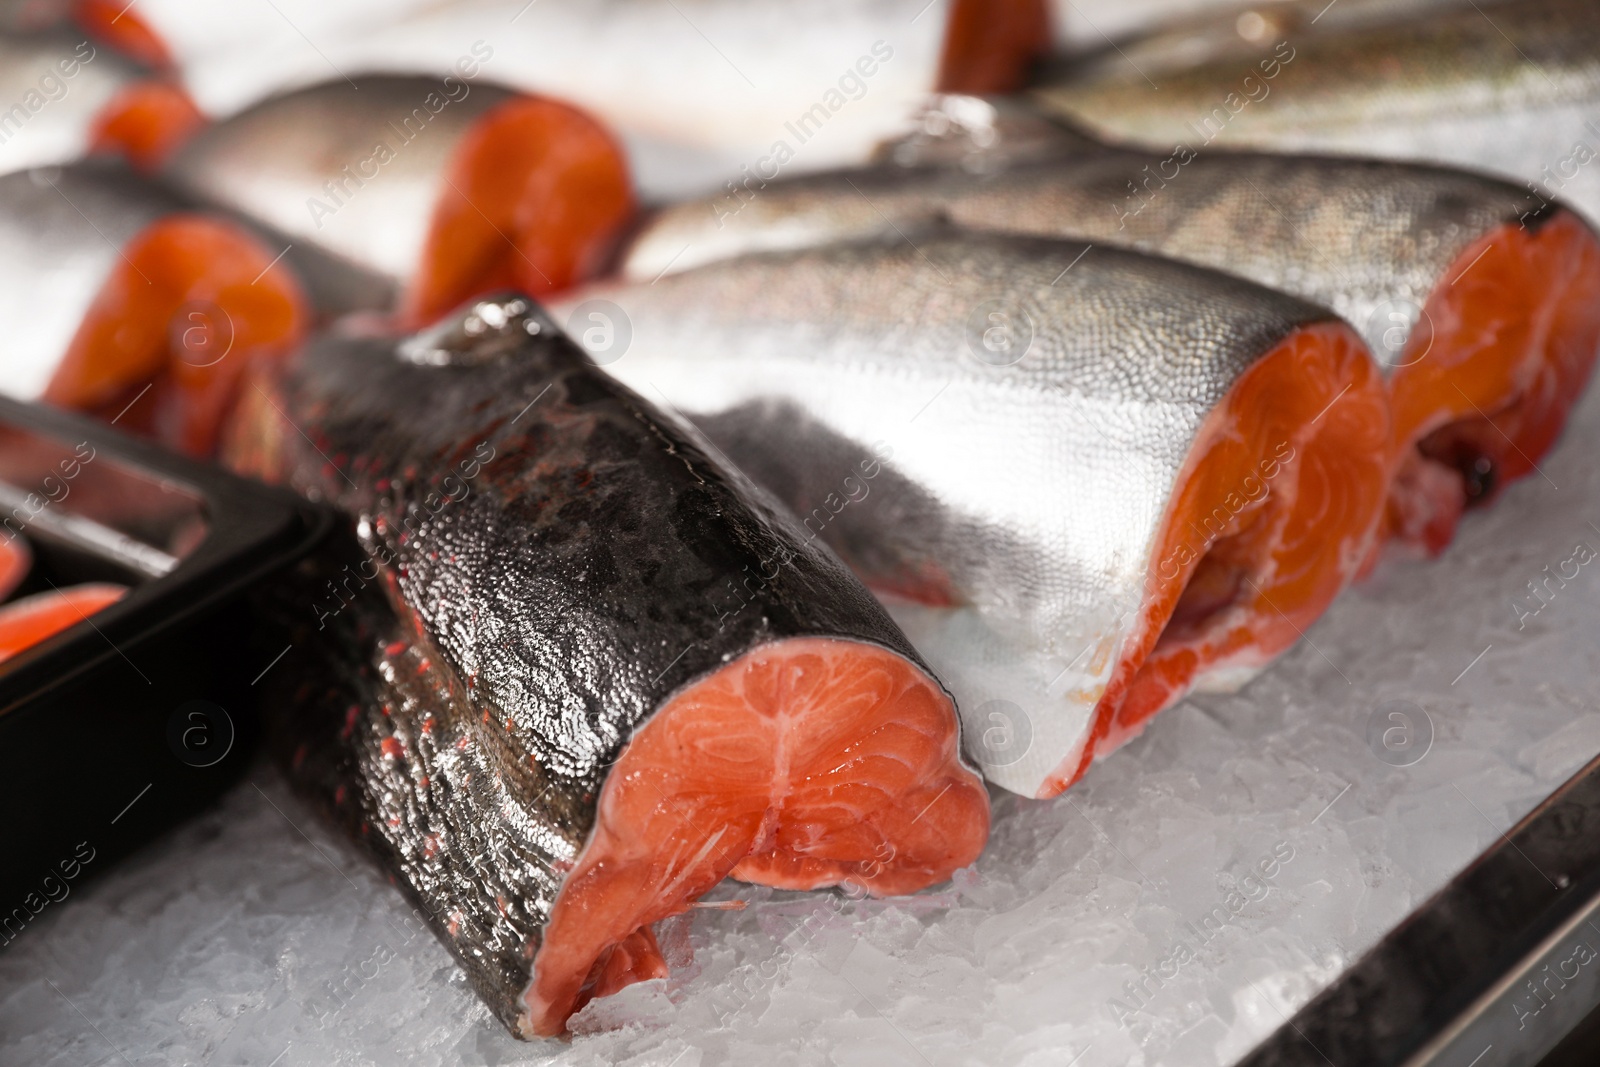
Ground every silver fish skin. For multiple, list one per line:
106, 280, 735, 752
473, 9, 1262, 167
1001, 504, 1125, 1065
624, 94, 1549, 372
0, 30, 144, 175
1032, 0, 1600, 225
561, 233, 1384, 797
165, 76, 514, 292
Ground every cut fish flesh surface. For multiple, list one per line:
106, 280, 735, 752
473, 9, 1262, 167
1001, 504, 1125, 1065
0, 582, 124, 663
0, 165, 307, 457
44, 214, 307, 457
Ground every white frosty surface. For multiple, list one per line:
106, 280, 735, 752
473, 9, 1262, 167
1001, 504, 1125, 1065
7, 384, 1600, 1066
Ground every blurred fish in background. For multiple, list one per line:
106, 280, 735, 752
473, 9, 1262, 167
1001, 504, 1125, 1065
161, 75, 634, 327
1036, 0, 1600, 223
72, 0, 1050, 199
0, 26, 202, 174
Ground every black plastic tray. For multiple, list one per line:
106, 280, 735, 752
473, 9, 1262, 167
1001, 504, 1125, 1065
0, 397, 335, 914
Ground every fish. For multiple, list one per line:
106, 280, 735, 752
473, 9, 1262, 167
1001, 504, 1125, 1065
80, 0, 1050, 201
162, 76, 635, 327
0, 582, 125, 663
623, 94, 1600, 555
0, 28, 203, 173
1031, 0, 1600, 225
0, 164, 309, 457
232, 292, 990, 1036
558, 232, 1392, 797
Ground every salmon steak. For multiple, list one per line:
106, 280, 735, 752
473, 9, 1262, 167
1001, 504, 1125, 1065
624, 95, 1600, 557
163, 76, 635, 327
0, 164, 308, 458
231, 293, 988, 1036
560, 233, 1391, 797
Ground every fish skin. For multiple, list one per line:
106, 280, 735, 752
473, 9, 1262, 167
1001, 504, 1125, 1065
239, 293, 947, 1035
624, 94, 1552, 371
165, 77, 515, 291
563, 233, 1374, 796
1031, 0, 1600, 224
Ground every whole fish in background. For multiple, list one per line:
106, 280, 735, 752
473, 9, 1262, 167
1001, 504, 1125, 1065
626, 95, 1600, 555
0, 29, 203, 173
0, 164, 307, 457
1033, 0, 1600, 225
559, 233, 1391, 797
234, 293, 988, 1036
76, 0, 1050, 201
163, 75, 634, 327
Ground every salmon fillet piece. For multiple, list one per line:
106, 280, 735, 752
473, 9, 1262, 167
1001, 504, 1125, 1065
403, 95, 633, 327
160, 79, 634, 330
0, 584, 126, 664
245, 294, 988, 1038
564, 234, 1391, 798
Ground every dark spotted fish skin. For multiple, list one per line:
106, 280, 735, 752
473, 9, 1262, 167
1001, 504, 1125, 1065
240, 294, 926, 1034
